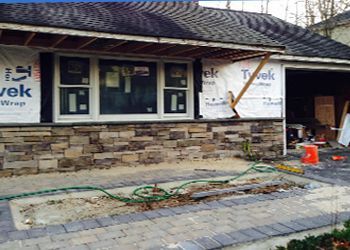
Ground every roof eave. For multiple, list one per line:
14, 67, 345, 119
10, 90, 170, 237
272, 54, 350, 65
0, 22, 285, 54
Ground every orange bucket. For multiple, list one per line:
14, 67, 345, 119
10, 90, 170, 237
301, 145, 319, 164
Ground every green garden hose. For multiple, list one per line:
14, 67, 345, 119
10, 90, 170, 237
0, 162, 277, 203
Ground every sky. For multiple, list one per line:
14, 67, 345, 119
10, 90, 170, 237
200, 0, 306, 25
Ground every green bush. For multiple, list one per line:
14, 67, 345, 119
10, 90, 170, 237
276, 220, 350, 250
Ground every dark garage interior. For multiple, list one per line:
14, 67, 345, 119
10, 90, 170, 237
286, 68, 350, 148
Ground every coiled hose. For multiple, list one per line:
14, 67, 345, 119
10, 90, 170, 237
0, 163, 277, 203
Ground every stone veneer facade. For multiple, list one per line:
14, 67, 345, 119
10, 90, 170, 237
0, 119, 283, 176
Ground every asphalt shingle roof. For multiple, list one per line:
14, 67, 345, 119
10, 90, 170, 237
0, 2, 350, 60
0, 2, 281, 49
310, 10, 350, 30
210, 7, 350, 60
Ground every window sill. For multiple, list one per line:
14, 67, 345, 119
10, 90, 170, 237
55, 114, 193, 123
0, 117, 284, 127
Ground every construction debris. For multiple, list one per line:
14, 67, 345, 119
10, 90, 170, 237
191, 180, 284, 200
276, 164, 304, 174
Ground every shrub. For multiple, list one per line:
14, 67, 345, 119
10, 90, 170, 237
276, 220, 350, 250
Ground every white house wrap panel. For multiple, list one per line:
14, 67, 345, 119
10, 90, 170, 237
200, 58, 283, 118
0, 46, 40, 123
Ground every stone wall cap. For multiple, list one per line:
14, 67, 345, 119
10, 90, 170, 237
0, 118, 284, 128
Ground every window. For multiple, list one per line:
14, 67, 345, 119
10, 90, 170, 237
58, 57, 90, 115
99, 60, 157, 114
55, 54, 193, 122
164, 63, 188, 114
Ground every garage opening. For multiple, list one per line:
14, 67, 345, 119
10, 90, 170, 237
286, 68, 350, 150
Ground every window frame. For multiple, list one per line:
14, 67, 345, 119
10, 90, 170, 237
54, 54, 93, 121
162, 62, 190, 115
98, 58, 159, 116
54, 53, 194, 123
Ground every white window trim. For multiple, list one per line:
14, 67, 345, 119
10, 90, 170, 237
54, 53, 194, 123
161, 61, 193, 118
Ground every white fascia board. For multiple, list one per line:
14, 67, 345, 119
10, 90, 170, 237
272, 54, 350, 66
0, 22, 285, 53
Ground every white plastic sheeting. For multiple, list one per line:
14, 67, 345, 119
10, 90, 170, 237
338, 114, 350, 146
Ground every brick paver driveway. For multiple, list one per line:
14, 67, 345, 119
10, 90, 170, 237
0, 158, 349, 250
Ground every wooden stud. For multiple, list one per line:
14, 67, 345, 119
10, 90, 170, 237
230, 53, 266, 62
229, 55, 258, 62
206, 49, 242, 59
220, 51, 260, 60
24, 32, 36, 46
151, 44, 177, 54
230, 53, 271, 110
216, 50, 245, 58
77, 37, 98, 50
129, 43, 153, 53
51, 35, 68, 48
104, 40, 128, 51
187, 47, 222, 58
167, 46, 200, 56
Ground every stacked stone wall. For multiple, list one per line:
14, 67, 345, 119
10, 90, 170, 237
0, 119, 284, 176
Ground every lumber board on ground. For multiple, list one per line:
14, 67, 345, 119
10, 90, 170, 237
315, 96, 336, 140
337, 100, 350, 140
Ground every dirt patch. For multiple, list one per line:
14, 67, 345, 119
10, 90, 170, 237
18, 196, 137, 227
13, 178, 302, 229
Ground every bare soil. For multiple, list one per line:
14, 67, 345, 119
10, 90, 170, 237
13, 178, 301, 229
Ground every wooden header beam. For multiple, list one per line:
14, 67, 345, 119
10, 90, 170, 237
230, 52, 271, 110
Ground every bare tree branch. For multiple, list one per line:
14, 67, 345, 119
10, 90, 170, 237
288, 0, 350, 33
226, 0, 231, 9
